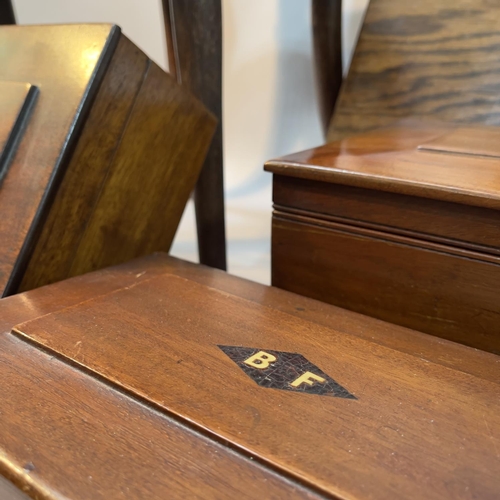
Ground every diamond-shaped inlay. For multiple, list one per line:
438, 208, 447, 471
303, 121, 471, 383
218, 345, 356, 399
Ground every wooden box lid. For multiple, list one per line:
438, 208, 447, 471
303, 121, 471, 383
0, 25, 214, 297
3, 255, 499, 500
265, 120, 500, 210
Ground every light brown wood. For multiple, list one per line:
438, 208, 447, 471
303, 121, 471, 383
7, 259, 499, 500
157, 255, 500, 384
328, 0, 500, 140
0, 25, 215, 296
0, 25, 117, 294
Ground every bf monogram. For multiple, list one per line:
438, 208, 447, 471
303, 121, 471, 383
218, 346, 356, 399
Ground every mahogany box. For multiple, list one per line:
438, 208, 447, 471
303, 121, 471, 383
0, 254, 498, 499
0, 24, 215, 297
266, 121, 500, 354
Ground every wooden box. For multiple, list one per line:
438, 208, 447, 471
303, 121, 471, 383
0, 254, 498, 499
266, 121, 500, 354
0, 24, 215, 297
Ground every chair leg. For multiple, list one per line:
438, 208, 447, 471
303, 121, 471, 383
194, 125, 226, 270
162, 0, 227, 270
312, 0, 343, 138
0, 0, 16, 24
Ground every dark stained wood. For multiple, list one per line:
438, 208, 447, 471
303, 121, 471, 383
0, 0, 15, 25
267, 122, 500, 353
273, 176, 500, 256
162, 0, 227, 270
272, 215, 500, 353
312, 0, 343, 136
327, 0, 500, 140
0, 82, 37, 182
0, 25, 215, 296
9, 262, 500, 500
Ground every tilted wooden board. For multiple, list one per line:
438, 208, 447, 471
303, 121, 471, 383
0, 25, 215, 296
328, 0, 500, 140
10, 265, 500, 500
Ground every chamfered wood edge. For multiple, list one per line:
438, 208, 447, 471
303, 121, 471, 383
8, 320, 339, 500
1, 333, 330, 500
2, 251, 498, 382
2, 25, 122, 298
0, 84, 39, 185
273, 203, 500, 263
264, 166, 500, 212
0, 452, 53, 500
272, 209, 500, 277
9, 264, 500, 498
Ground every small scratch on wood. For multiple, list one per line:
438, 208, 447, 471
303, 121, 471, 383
135, 271, 146, 278
74, 341, 82, 358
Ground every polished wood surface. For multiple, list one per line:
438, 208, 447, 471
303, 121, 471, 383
0, 24, 215, 296
272, 215, 500, 353
268, 122, 500, 353
0, 336, 315, 500
0, 256, 324, 500
0, 254, 496, 500
273, 176, 500, 255
0, 24, 117, 295
163, 0, 227, 270
267, 121, 500, 210
328, 0, 500, 140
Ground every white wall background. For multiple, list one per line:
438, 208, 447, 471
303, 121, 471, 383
13, 0, 369, 284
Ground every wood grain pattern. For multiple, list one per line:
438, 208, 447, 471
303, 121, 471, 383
0, 333, 318, 500
268, 122, 500, 352
66, 61, 214, 277
15, 36, 148, 292
266, 121, 500, 211
18, 37, 215, 291
272, 215, 500, 353
12, 270, 500, 500
156, 255, 500, 385
328, 0, 500, 140
0, 24, 118, 295
162, 0, 227, 270
273, 176, 500, 255
0, 25, 215, 296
